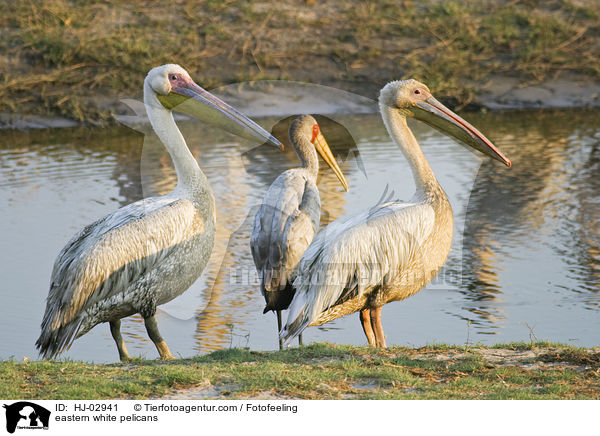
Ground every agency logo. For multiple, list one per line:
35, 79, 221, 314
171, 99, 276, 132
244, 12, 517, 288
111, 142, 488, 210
3, 402, 50, 433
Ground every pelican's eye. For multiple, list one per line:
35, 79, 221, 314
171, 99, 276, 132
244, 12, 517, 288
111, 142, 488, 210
310, 124, 320, 144
169, 74, 178, 81
414, 89, 421, 95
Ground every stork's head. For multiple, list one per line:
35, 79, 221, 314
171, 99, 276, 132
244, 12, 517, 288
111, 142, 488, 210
291, 115, 349, 191
379, 79, 511, 167
144, 64, 283, 149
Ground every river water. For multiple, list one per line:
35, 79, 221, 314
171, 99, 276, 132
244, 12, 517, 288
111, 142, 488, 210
1, 105, 598, 362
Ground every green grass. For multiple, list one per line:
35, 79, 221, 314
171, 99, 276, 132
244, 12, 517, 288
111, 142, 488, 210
1, 0, 599, 123
2, 343, 599, 399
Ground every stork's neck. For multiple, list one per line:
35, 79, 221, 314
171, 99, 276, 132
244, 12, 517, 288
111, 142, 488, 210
380, 104, 440, 197
290, 129, 319, 178
144, 88, 206, 193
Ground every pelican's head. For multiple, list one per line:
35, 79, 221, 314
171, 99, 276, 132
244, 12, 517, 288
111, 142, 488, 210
379, 79, 511, 167
144, 64, 283, 149
291, 115, 349, 191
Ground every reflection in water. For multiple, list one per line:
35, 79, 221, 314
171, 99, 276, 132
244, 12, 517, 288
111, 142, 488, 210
560, 132, 600, 300
1, 109, 599, 362
457, 111, 600, 332
194, 207, 257, 353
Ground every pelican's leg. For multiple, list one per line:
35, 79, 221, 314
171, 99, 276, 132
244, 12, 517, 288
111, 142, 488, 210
370, 307, 387, 348
109, 320, 131, 362
277, 310, 283, 350
144, 316, 175, 360
359, 309, 376, 346
298, 333, 303, 347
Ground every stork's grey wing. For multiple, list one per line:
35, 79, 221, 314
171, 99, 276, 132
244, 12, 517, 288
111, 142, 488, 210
41, 196, 203, 335
251, 169, 321, 292
281, 201, 435, 343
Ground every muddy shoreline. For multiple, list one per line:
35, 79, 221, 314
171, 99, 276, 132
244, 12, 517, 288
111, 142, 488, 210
2, 72, 599, 130
2, 1, 599, 129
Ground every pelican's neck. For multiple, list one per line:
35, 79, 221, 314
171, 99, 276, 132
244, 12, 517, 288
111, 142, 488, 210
290, 129, 318, 178
144, 88, 206, 193
380, 104, 440, 197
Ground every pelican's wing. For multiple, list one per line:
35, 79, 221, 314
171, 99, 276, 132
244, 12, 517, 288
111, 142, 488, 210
37, 196, 203, 356
251, 169, 321, 293
281, 201, 435, 343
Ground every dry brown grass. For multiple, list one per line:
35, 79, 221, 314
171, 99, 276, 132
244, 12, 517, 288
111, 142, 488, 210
1, 0, 599, 123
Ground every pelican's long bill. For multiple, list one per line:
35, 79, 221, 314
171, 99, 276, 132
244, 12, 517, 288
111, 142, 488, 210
412, 97, 511, 167
313, 132, 349, 191
158, 81, 283, 150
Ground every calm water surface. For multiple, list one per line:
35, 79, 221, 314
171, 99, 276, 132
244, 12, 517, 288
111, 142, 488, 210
1, 109, 598, 362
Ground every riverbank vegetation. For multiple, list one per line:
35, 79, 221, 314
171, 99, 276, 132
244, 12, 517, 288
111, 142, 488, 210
1, 0, 599, 123
2, 343, 599, 399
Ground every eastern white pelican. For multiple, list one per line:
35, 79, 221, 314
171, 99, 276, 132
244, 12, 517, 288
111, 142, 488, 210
280, 79, 511, 347
36, 64, 282, 361
250, 115, 348, 349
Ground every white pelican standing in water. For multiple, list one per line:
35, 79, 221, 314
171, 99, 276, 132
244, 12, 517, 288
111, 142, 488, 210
280, 80, 511, 347
36, 64, 282, 361
251, 115, 349, 349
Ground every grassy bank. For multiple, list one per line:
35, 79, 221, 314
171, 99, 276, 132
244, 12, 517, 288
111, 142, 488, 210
2, 343, 599, 399
1, 0, 599, 123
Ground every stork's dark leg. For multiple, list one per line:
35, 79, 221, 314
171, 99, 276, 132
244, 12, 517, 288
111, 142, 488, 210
109, 319, 131, 361
144, 316, 174, 360
360, 309, 376, 346
277, 310, 283, 350
370, 307, 387, 348
298, 332, 303, 347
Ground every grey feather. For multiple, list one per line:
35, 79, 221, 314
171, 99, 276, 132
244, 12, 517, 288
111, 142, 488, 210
251, 114, 345, 320
36, 63, 281, 360
251, 169, 321, 297
36, 193, 214, 358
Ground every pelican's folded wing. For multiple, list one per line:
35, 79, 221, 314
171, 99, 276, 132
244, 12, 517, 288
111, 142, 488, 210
281, 201, 435, 343
37, 197, 203, 356
251, 170, 321, 293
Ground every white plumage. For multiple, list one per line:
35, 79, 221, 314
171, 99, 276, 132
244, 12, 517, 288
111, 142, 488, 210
284, 201, 435, 337
280, 79, 511, 347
